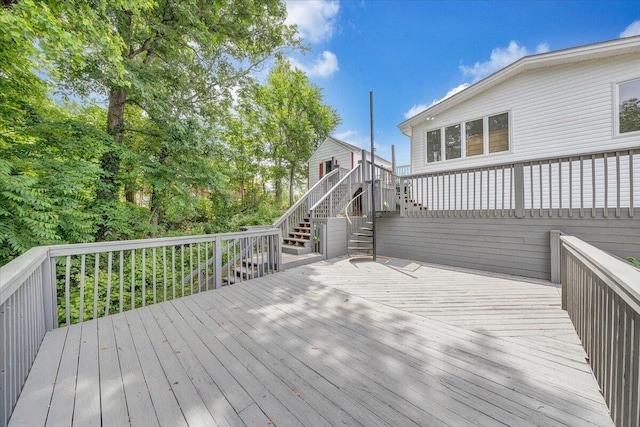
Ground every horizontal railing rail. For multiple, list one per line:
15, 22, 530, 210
399, 147, 639, 219
560, 235, 640, 427
0, 228, 281, 427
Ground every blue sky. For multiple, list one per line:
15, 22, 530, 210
284, 0, 640, 165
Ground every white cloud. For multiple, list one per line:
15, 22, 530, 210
404, 104, 428, 119
288, 51, 339, 78
404, 83, 471, 118
459, 40, 549, 82
286, 0, 340, 44
620, 20, 640, 38
334, 129, 369, 149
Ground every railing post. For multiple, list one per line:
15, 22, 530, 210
550, 230, 563, 284
361, 149, 367, 183
214, 237, 222, 289
391, 145, 396, 177
514, 163, 525, 218
41, 253, 58, 330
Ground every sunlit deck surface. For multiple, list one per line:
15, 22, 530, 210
10, 257, 613, 427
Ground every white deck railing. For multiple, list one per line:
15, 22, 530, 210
399, 147, 639, 219
0, 228, 281, 427
560, 235, 640, 427
273, 167, 347, 238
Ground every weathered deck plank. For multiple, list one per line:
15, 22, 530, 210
9, 257, 613, 427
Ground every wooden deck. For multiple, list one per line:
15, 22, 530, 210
9, 257, 613, 426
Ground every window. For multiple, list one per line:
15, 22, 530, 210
488, 112, 509, 153
465, 119, 483, 157
445, 124, 462, 160
618, 78, 640, 134
426, 129, 442, 163
424, 111, 509, 164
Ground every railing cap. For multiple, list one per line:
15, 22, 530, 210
0, 246, 49, 306
561, 235, 640, 312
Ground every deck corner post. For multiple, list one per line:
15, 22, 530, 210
514, 163, 525, 218
550, 230, 562, 285
214, 238, 222, 289
42, 250, 58, 331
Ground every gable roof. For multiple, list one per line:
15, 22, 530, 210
312, 135, 391, 164
398, 35, 640, 136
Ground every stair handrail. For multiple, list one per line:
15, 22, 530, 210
309, 164, 361, 215
273, 167, 345, 228
344, 187, 368, 226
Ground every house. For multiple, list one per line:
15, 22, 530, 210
378, 36, 640, 280
399, 35, 640, 175
307, 136, 392, 189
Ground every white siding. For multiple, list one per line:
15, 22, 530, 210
410, 53, 640, 175
308, 141, 354, 188
308, 139, 393, 188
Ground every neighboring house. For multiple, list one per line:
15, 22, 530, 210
308, 136, 392, 189
399, 35, 640, 175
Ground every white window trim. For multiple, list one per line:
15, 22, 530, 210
614, 77, 640, 137
424, 110, 512, 165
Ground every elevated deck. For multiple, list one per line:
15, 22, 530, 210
9, 257, 612, 426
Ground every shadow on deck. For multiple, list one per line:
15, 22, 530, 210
9, 257, 612, 426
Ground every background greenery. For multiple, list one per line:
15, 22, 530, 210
1, 0, 340, 266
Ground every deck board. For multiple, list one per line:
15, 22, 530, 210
9, 256, 613, 426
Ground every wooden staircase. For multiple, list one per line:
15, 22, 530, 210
401, 194, 426, 212
348, 219, 373, 256
282, 217, 313, 255
222, 254, 275, 286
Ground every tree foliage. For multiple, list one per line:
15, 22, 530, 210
250, 57, 340, 206
0, 1, 339, 267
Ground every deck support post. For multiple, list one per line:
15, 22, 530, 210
550, 230, 563, 285
514, 163, 525, 218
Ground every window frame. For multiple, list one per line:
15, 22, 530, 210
423, 111, 511, 165
615, 77, 640, 137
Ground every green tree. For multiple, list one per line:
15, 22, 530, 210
620, 98, 640, 134
252, 57, 340, 206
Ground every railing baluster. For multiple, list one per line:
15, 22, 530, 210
630, 149, 634, 218
548, 161, 553, 217
569, 158, 573, 218
559, 161, 563, 217
153, 247, 157, 304
65, 255, 71, 325
79, 254, 85, 323
539, 161, 543, 217
189, 244, 193, 295
592, 154, 596, 218
580, 156, 584, 218
163, 246, 168, 301
172, 245, 176, 300
141, 248, 146, 307
105, 252, 112, 317
130, 250, 135, 310
119, 251, 124, 313
181, 245, 185, 297
604, 152, 609, 218
616, 151, 621, 218
93, 253, 99, 319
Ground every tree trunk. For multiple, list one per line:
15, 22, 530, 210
288, 164, 296, 207
96, 88, 127, 241
149, 189, 163, 237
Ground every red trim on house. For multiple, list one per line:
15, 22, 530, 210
319, 163, 324, 179
351, 152, 354, 169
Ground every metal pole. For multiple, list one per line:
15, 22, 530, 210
369, 91, 376, 261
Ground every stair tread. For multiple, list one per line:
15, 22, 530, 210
349, 240, 372, 244
351, 232, 372, 237
348, 247, 373, 250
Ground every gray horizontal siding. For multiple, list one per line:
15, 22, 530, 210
377, 213, 640, 280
